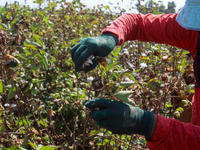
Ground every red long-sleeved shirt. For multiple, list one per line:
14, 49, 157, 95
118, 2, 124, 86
102, 13, 200, 150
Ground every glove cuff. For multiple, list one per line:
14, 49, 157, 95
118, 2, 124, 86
143, 111, 154, 138
101, 33, 119, 46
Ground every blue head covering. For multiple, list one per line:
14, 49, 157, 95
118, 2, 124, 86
176, 0, 200, 31
176, 0, 200, 87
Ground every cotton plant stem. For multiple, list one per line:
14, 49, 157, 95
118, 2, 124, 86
47, 92, 73, 134
74, 72, 80, 150
47, 106, 57, 135
47, 106, 63, 147
17, 87, 45, 144
32, 100, 55, 145
154, 69, 186, 114
82, 113, 90, 150
121, 44, 125, 69
82, 86, 92, 150
24, 98, 44, 144
128, 134, 134, 150
15, 83, 31, 129
73, 109, 78, 150
0, 132, 25, 135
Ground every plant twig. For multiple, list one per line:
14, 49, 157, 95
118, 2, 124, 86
0, 132, 25, 135
0, 98, 35, 112
32, 100, 55, 145
82, 112, 90, 150
47, 92, 73, 134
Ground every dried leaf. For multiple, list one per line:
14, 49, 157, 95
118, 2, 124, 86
96, 56, 114, 70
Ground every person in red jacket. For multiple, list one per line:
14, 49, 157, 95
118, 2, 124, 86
71, 0, 200, 149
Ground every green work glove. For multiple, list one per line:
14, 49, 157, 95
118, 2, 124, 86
85, 98, 154, 138
70, 33, 119, 72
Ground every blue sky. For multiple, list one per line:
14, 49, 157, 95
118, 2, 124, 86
0, 0, 185, 12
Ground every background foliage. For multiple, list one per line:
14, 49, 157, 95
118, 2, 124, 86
0, 0, 194, 149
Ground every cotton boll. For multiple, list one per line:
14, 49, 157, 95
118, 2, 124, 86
4, 103, 10, 107
87, 76, 94, 83
82, 55, 94, 69
141, 53, 147, 56
123, 48, 129, 55
150, 108, 154, 112
124, 77, 134, 82
140, 63, 147, 69
11, 104, 17, 108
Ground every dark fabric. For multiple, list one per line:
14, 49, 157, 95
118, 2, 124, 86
194, 32, 200, 87
85, 98, 154, 137
70, 33, 119, 72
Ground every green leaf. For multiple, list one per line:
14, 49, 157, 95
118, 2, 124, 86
1, 2, 9, 14
44, 17, 54, 32
39, 145, 60, 150
111, 46, 121, 57
166, 104, 173, 108
18, 54, 26, 60
30, 23, 37, 33
33, 34, 45, 46
105, 57, 113, 70
38, 119, 48, 127
36, 144, 43, 150
182, 99, 191, 107
35, 53, 48, 70
47, 20, 54, 26
181, 58, 186, 66
119, 82, 135, 88
185, 84, 195, 93
130, 73, 144, 90
182, 50, 190, 55
24, 39, 41, 50
8, 81, 16, 99
90, 130, 103, 136
139, 56, 149, 60
115, 91, 135, 106
2, 145, 27, 150
0, 125, 6, 132
24, 48, 32, 56
43, 15, 49, 22
176, 107, 184, 112
30, 65, 39, 72
43, 134, 50, 143
0, 81, 3, 93
40, 50, 46, 55
147, 78, 160, 90
0, 23, 9, 30
110, 140, 115, 145
29, 142, 37, 149
33, 0, 44, 5
21, 134, 28, 148
42, 54, 48, 70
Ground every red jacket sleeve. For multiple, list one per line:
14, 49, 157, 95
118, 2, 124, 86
147, 115, 200, 150
101, 13, 198, 58
102, 13, 200, 149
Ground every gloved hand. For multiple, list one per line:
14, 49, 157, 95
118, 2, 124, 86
70, 33, 119, 72
85, 98, 155, 138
